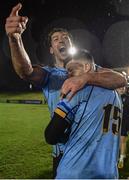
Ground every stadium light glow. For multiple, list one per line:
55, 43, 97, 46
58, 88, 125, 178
68, 46, 77, 55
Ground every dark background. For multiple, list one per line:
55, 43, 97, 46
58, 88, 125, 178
0, 0, 129, 90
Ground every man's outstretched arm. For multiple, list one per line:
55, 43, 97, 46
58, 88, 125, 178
5, 3, 46, 84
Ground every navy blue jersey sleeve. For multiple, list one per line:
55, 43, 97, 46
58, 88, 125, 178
44, 99, 76, 145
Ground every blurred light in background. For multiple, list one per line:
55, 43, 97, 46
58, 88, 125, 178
68, 46, 77, 55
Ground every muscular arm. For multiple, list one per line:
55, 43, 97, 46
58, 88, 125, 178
9, 35, 33, 79
86, 68, 127, 89
8, 35, 46, 83
61, 68, 127, 100
5, 3, 46, 84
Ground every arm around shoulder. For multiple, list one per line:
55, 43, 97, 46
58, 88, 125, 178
86, 68, 127, 89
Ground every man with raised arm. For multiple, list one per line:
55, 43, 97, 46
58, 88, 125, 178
5, 3, 127, 177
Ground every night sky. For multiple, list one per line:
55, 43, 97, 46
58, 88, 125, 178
0, 0, 129, 90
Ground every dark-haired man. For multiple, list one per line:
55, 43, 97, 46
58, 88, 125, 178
5, 3, 127, 177
45, 49, 122, 179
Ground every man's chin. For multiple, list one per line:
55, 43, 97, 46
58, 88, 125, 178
61, 52, 72, 60
60, 54, 68, 60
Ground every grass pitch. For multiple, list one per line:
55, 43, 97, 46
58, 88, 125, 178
0, 91, 129, 179
0, 92, 52, 179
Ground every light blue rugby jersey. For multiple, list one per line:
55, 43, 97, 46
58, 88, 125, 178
42, 66, 67, 113
42, 66, 68, 157
55, 86, 122, 179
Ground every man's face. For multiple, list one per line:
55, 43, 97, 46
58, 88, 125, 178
66, 61, 85, 77
50, 31, 72, 63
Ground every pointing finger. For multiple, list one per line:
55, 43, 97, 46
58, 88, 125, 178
10, 3, 22, 17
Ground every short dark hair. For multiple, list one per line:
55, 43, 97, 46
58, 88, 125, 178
72, 49, 94, 64
47, 28, 73, 47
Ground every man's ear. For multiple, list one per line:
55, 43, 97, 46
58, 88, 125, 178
50, 47, 53, 54
84, 63, 91, 72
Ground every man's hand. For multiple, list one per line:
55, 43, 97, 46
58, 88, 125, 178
61, 74, 88, 101
5, 3, 28, 37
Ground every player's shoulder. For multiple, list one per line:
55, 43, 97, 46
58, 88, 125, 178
86, 86, 117, 100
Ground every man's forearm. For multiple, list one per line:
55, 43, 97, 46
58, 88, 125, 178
86, 70, 127, 89
9, 34, 33, 79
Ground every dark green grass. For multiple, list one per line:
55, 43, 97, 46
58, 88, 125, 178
0, 92, 129, 178
0, 101, 52, 179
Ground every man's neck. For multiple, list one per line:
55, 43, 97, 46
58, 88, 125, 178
54, 56, 64, 67
55, 57, 71, 68
55, 60, 65, 68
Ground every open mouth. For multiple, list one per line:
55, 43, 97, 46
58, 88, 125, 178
59, 47, 67, 55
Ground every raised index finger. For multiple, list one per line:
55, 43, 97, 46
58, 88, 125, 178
10, 3, 22, 17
